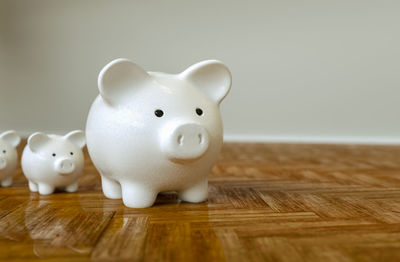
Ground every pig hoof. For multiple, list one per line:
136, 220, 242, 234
65, 182, 78, 193
101, 176, 122, 199
38, 184, 55, 195
28, 181, 38, 192
121, 183, 157, 208
0, 178, 12, 187
178, 180, 208, 203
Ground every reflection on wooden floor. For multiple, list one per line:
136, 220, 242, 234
1, 142, 400, 261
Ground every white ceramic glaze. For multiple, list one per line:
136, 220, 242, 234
0, 131, 21, 187
86, 58, 232, 208
21, 131, 86, 195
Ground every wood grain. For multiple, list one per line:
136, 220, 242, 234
1, 142, 400, 261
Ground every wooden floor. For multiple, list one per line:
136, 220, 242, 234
1, 143, 400, 261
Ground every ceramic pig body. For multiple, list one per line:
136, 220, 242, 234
0, 131, 21, 187
21, 131, 86, 195
86, 59, 231, 208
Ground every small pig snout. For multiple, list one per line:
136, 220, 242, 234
163, 123, 209, 161
0, 157, 7, 170
55, 158, 75, 174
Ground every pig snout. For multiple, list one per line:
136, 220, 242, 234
54, 158, 75, 174
0, 157, 6, 170
162, 123, 210, 161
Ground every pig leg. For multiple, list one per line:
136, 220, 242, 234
178, 179, 208, 203
65, 182, 79, 193
28, 181, 38, 192
121, 182, 157, 208
0, 177, 12, 187
101, 175, 122, 199
38, 183, 55, 195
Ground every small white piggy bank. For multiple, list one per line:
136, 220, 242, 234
21, 131, 86, 195
86, 58, 231, 208
0, 131, 21, 187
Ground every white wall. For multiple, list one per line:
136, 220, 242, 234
0, 0, 7, 105
1, 0, 400, 143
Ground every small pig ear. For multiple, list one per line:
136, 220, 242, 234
0, 130, 21, 148
98, 58, 151, 105
180, 60, 232, 104
64, 130, 86, 149
28, 132, 50, 153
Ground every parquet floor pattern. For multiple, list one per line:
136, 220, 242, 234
1, 142, 400, 261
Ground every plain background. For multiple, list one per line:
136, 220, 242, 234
1, 0, 400, 143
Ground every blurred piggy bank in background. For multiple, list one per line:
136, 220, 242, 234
0, 131, 21, 187
86, 58, 232, 208
21, 131, 86, 194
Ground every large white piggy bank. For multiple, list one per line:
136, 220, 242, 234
86, 59, 231, 208
21, 131, 86, 194
0, 131, 21, 187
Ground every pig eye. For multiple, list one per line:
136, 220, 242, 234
196, 108, 203, 116
70, 152, 74, 155
52, 153, 56, 157
154, 109, 164, 118
2, 150, 6, 154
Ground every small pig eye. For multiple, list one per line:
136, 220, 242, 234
154, 109, 164, 118
70, 152, 74, 155
2, 150, 6, 154
52, 153, 56, 157
196, 108, 203, 116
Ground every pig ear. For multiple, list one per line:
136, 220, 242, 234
180, 60, 232, 104
28, 132, 50, 153
64, 130, 86, 149
98, 58, 151, 105
0, 130, 21, 148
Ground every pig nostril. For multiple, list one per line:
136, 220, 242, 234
60, 161, 73, 170
178, 135, 183, 145
198, 134, 203, 144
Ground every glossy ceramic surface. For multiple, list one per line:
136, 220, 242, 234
0, 130, 20, 187
21, 131, 86, 195
86, 59, 232, 208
